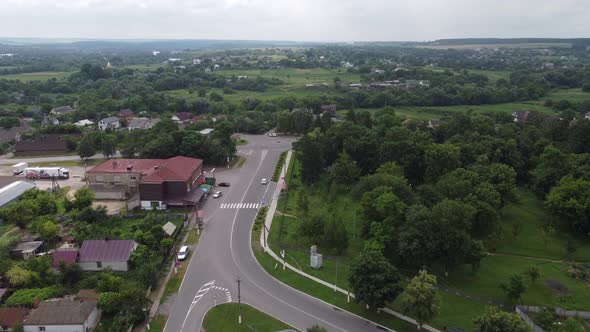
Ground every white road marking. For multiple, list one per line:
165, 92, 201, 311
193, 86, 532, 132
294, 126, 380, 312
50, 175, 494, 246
180, 280, 215, 332
220, 202, 261, 209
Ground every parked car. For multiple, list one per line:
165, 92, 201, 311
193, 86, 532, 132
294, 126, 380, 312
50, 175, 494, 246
177, 246, 189, 260
213, 191, 222, 198
268, 132, 277, 137
261, 178, 268, 185
218, 182, 230, 187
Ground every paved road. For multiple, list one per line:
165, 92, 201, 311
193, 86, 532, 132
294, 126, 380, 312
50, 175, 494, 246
0, 152, 121, 164
164, 134, 389, 332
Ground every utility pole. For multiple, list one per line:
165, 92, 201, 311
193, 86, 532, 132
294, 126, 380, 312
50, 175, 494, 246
237, 277, 242, 324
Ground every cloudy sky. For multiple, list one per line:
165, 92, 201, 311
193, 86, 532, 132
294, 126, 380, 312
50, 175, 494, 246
0, 0, 588, 41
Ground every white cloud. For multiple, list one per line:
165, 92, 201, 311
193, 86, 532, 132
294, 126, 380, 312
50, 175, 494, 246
0, 0, 588, 41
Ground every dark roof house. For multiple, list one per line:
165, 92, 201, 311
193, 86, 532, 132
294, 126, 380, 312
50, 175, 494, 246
320, 104, 337, 116
117, 109, 135, 120
23, 298, 100, 331
78, 240, 138, 271
49, 106, 75, 116
173, 112, 193, 123
0, 307, 30, 331
14, 134, 75, 156
0, 128, 22, 143
51, 250, 79, 268
512, 110, 531, 123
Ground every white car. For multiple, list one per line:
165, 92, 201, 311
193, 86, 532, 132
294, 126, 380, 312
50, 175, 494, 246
261, 178, 268, 185
213, 190, 222, 198
268, 132, 277, 137
177, 245, 189, 261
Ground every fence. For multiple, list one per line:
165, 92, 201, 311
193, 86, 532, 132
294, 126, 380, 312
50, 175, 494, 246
515, 306, 544, 332
517, 305, 590, 320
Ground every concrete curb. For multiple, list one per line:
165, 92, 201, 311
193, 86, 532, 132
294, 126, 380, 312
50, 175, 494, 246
259, 150, 441, 332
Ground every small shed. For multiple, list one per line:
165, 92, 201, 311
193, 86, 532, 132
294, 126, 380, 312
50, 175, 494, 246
11, 241, 44, 260
162, 222, 177, 237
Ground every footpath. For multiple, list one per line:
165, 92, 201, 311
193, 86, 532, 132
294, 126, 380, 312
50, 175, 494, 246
259, 150, 441, 332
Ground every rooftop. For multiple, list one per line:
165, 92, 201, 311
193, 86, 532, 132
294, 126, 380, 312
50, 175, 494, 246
51, 249, 79, 268
88, 156, 202, 184
12, 241, 43, 254
23, 298, 96, 326
0, 180, 36, 208
117, 109, 134, 117
79, 239, 137, 262
100, 116, 120, 124
0, 307, 30, 327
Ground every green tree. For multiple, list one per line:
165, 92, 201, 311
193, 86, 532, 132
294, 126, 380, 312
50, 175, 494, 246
73, 188, 95, 210
297, 213, 325, 244
527, 266, 540, 284
276, 110, 292, 133
558, 317, 585, 332
297, 190, 309, 216
500, 274, 527, 303
38, 220, 59, 241
331, 152, 360, 184
323, 216, 349, 255
425, 143, 461, 181
297, 133, 324, 183
5, 200, 38, 228
399, 270, 440, 329
6, 265, 37, 287
101, 134, 117, 158
545, 176, 590, 235
78, 135, 96, 159
348, 250, 402, 310
473, 307, 529, 332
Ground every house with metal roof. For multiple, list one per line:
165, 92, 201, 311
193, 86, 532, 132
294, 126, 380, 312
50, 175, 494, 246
0, 180, 36, 208
87, 156, 205, 210
11, 241, 44, 260
97, 117, 120, 131
23, 298, 100, 332
78, 240, 138, 271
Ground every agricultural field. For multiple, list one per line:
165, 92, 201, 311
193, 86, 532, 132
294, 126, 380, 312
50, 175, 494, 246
0, 71, 71, 81
545, 88, 590, 103
216, 68, 360, 88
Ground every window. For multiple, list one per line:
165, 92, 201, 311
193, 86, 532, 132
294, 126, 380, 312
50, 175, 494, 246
113, 175, 121, 182
97, 261, 102, 268
39, 327, 46, 331
95, 175, 104, 182
151, 201, 159, 209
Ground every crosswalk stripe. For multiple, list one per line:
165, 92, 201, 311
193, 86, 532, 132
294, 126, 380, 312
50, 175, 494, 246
254, 203, 259, 209
248, 203, 253, 208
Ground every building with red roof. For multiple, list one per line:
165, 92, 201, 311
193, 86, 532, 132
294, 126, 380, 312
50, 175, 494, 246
0, 307, 30, 331
116, 108, 135, 121
87, 156, 204, 210
51, 250, 79, 269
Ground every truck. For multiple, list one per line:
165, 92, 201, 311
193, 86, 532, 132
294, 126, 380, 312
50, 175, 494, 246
24, 167, 70, 180
11, 162, 28, 175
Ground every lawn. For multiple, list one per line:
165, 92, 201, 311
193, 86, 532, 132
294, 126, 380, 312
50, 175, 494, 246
216, 68, 360, 88
0, 71, 71, 81
545, 88, 590, 103
495, 189, 590, 261
202, 303, 293, 332
147, 315, 167, 332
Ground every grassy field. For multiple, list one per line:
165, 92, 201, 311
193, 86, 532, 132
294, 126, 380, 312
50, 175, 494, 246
495, 189, 590, 261
202, 303, 293, 332
216, 68, 360, 87
147, 315, 167, 332
545, 88, 590, 103
0, 71, 71, 81
421, 43, 572, 50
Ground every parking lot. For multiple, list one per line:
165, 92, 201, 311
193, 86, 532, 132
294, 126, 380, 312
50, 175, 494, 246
0, 164, 88, 194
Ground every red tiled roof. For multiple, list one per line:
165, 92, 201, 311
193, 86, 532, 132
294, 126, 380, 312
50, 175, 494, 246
117, 109, 134, 117
79, 240, 136, 262
51, 250, 78, 268
176, 112, 193, 121
88, 156, 202, 184
0, 307, 29, 327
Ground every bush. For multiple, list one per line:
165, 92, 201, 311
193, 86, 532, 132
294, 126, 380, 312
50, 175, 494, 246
5, 287, 57, 306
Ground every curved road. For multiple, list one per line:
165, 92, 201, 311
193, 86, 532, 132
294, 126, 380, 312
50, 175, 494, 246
164, 134, 386, 332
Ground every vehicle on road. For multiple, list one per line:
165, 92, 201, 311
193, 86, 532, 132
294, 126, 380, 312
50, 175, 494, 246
261, 178, 268, 185
268, 132, 277, 137
12, 162, 28, 175
218, 182, 230, 187
24, 167, 69, 179
213, 191, 222, 198
177, 245, 189, 260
